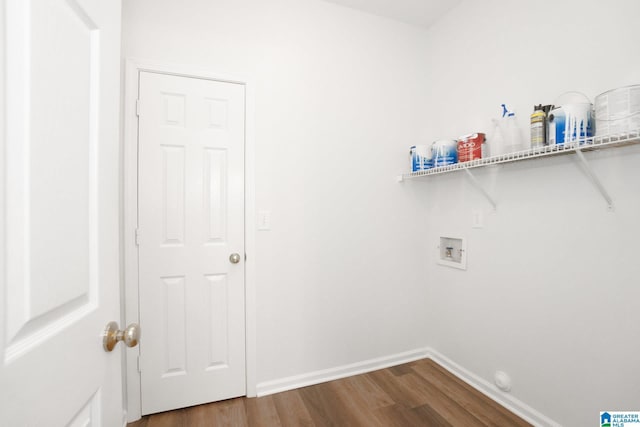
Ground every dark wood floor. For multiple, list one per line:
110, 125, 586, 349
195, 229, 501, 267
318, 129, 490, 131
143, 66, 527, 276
129, 358, 531, 426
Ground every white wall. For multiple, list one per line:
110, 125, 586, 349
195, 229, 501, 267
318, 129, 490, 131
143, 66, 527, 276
421, 1, 640, 426
122, 0, 432, 385
123, 0, 640, 425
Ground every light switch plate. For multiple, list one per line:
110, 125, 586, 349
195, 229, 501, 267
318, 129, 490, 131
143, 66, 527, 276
258, 210, 271, 231
472, 209, 483, 229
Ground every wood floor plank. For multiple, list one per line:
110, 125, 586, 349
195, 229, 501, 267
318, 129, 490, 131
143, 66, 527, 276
411, 359, 531, 427
203, 398, 248, 427
373, 402, 452, 427
432, 361, 531, 426
327, 377, 386, 427
297, 380, 374, 427
146, 408, 187, 427
126, 417, 148, 427
388, 363, 414, 377
271, 390, 315, 427
397, 372, 488, 426
183, 402, 217, 426
411, 402, 455, 427
296, 382, 343, 426
129, 359, 532, 427
342, 374, 394, 410
245, 395, 282, 427
365, 368, 427, 408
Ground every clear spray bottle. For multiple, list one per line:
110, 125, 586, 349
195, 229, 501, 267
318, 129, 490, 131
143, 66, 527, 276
492, 104, 524, 155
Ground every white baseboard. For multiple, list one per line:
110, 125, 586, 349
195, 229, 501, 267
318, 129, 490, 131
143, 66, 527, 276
424, 348, 561, 427
255, 348, 429, 397
255, 347, 560, 427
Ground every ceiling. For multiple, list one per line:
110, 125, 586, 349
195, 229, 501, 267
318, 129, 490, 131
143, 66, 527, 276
321, 0, 462, 29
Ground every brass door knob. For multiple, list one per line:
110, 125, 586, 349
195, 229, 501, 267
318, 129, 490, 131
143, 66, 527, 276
103, 321, 140, 352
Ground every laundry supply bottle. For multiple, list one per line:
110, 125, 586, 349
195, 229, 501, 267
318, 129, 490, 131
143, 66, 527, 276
499, 104, 524, 154
530, 104, 546, 148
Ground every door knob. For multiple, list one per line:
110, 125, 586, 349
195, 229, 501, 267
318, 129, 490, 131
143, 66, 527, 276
229, 253, 241, 264
103, 321, 140, 352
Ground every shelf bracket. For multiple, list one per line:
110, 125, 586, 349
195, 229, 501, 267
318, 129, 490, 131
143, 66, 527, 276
463, 168, 497, 211
574, 149, 614, 211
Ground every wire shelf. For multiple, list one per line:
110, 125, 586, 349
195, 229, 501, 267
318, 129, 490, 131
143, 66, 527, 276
402, 130, 640, 180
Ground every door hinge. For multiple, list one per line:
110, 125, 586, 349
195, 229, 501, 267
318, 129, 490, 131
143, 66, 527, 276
136, 99, 141, 116
135, 228, 140, 246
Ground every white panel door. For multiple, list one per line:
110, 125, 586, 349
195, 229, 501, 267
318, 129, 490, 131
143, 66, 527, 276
0, 0, 123, 425
138, 71, 246, 415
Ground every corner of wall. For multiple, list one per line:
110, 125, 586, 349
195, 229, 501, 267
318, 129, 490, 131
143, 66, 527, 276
425, 348, 561, 427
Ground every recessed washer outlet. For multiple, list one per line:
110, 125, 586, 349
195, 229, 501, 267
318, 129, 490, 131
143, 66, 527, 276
437, 236, 467, 270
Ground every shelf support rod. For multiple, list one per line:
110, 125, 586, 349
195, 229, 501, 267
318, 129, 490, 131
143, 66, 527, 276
463, 168, 497, 210
574, 149, 614, 211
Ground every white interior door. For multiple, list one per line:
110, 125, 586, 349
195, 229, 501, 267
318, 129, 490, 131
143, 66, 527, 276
0, 0, 123, 425
137, 71, 246, 415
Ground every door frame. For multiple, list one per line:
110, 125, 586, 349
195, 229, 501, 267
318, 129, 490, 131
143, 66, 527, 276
122, 59, 257, 422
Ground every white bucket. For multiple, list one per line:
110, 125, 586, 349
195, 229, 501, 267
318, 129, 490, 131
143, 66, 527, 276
432, 139, 458, 166
595, 85, 640, 136
549, 92, 594, 144
410, 145, 433, 172
548, 103, 594, 145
